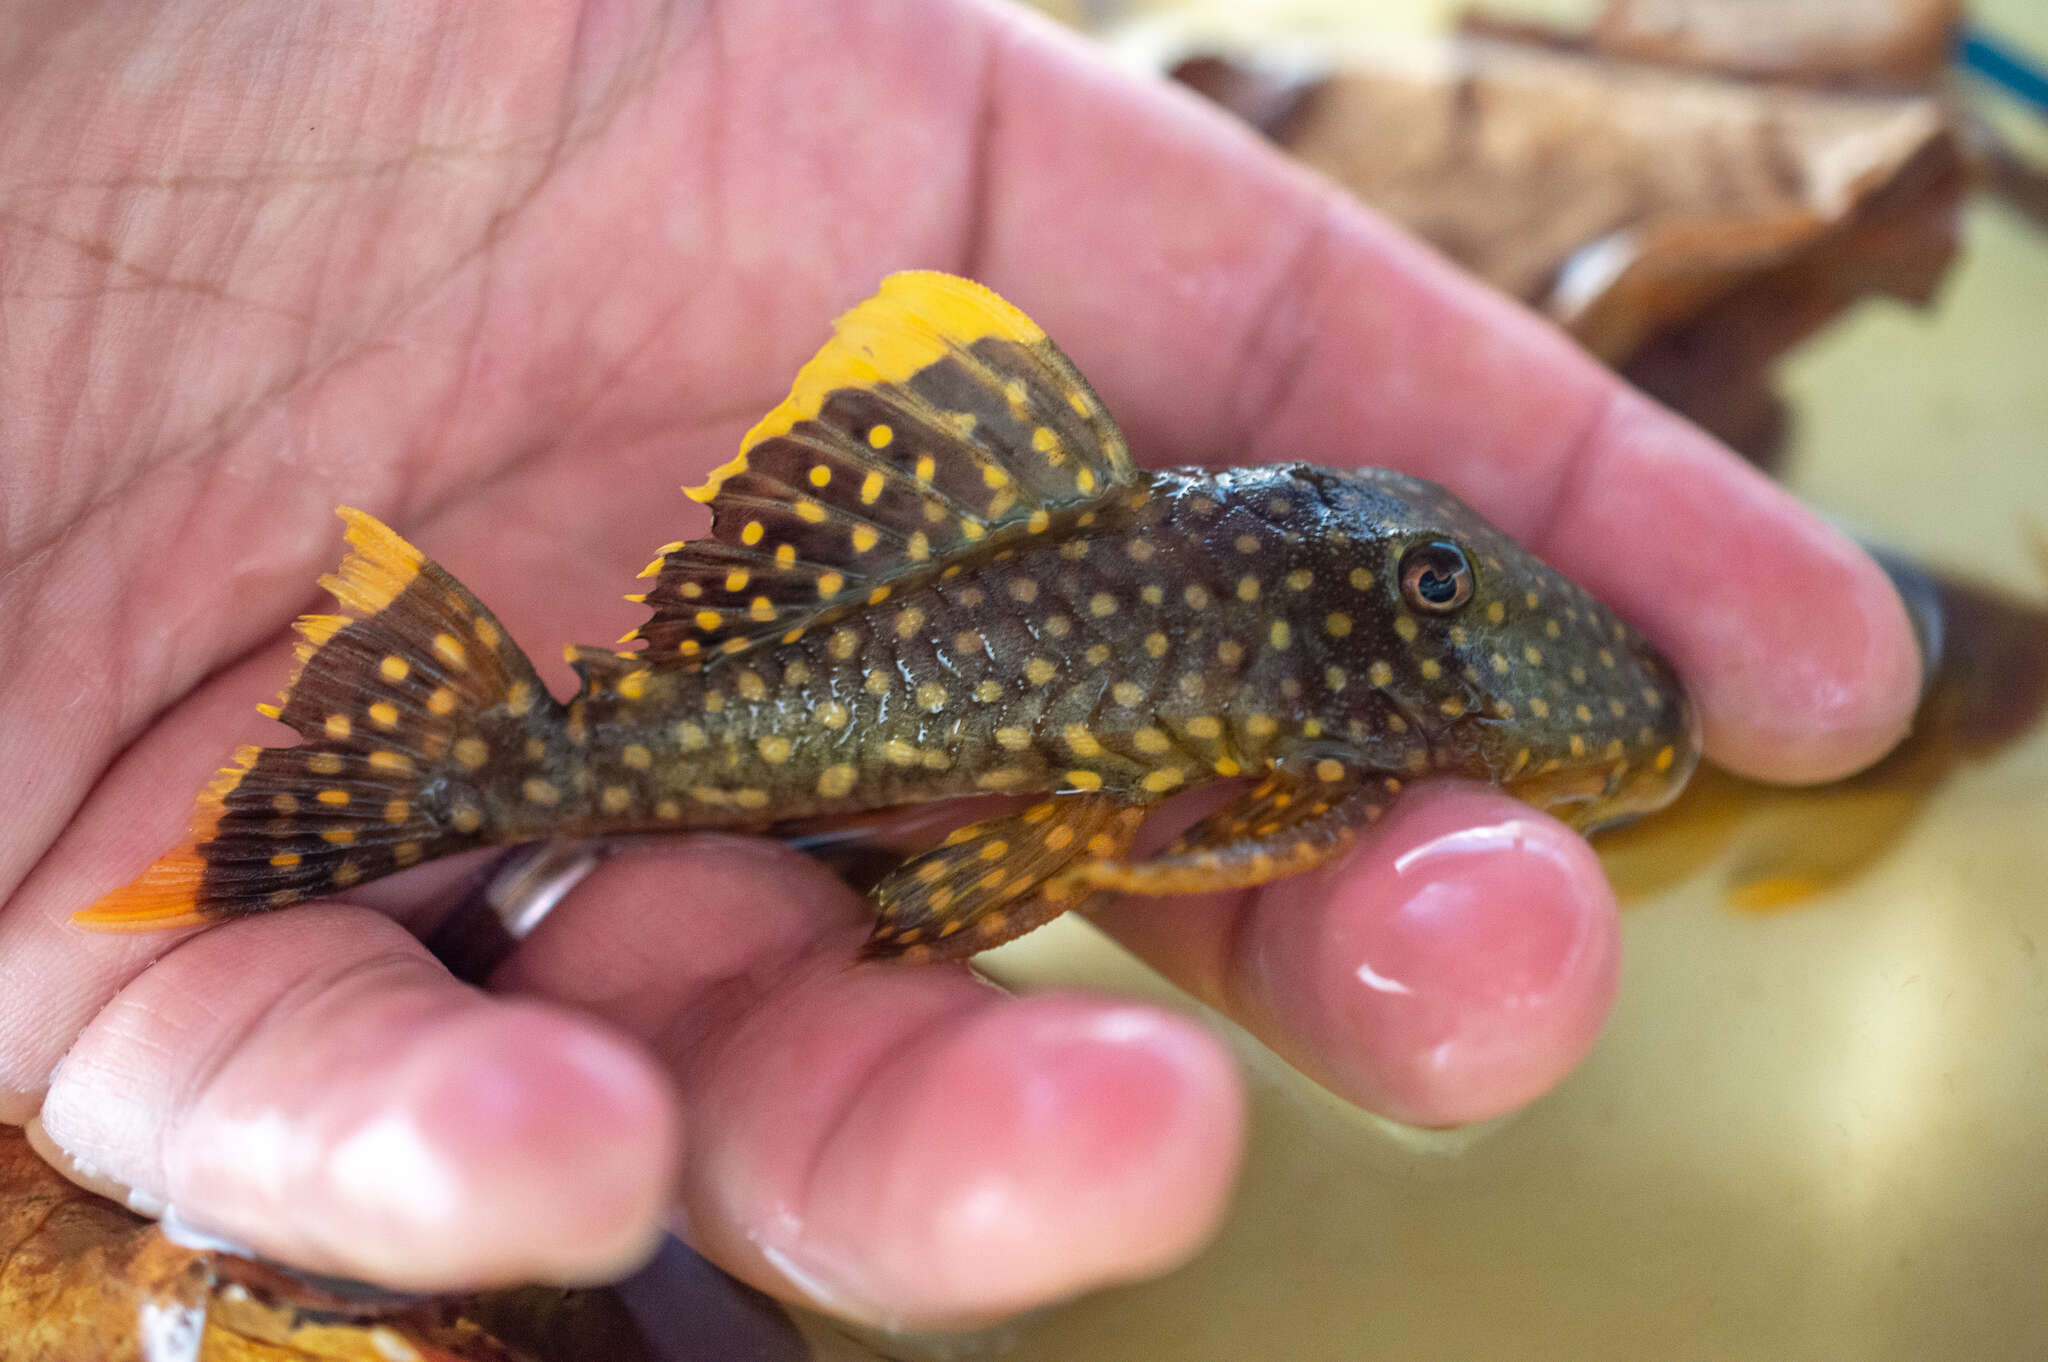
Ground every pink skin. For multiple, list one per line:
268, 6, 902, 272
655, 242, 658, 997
0, 0, 1915, 1328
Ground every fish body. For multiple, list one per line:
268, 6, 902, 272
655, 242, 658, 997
82, 273, 1699, 960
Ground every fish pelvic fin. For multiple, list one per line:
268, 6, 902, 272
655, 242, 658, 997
76, 508, 563, 929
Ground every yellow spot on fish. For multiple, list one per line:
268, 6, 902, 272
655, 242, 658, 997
1134, 727, 1171, 755
1286, 569, 1314, 591
368, 701, 399, 729
452, 805, 484, 833
742, 521, 765, 546
675, 720, 709, 749
623, 744, 652, 770
1368, 661, 1393, 687
974, 680, 1003, 702
1237, 576, 1261, 601
1349, 568, 1374, 590
818, 764, 857, 798
432, 634, 466, 668
1063, 724, 1103, 758
795, 498, 828, 524
270, 852, 301, 868
759, 736, 793, 764
601, 786, 632, 814
1217, 639, 1245, 666
896, 606, 926, 639
1066, 769, 1103, 791
1185, 585, 1210, 609
851, 525, 880, 554
379, 655, 410, 682
368, 750, 412, 773
1112, 681, 1144, 706
1394, 616, 1419, 643
1315, 759, 1346, 783
1487, 601, 1507, 624
523, 778, 561, 805
325, 714, 352, 740
868, 424, 894, 450
1142, 768, 1184, 793
1269, 620, 1292, 650
1420, 659, 1442, 680
1529, 698, 1551, 718
1186, 716, 1223, 740
1523, 645, 1543, 666
1146, 632, 1169, 658
917, 682, 948, 711
428, 686, 458, 716
1026, 657, 1056, 685
735, 789, 771, 811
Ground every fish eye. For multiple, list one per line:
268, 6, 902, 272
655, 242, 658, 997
1399, 541, 1474, 614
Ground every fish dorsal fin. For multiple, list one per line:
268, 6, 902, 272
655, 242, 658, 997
630, 271, 1139, 666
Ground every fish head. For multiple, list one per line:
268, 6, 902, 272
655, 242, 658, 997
1297, 465, 1701, 831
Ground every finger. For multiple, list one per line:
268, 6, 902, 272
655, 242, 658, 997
493, 839, 1245, 1329
1092, 779, 1620, 1128
33, 906, 681, 1291
967, 9, 1919, 783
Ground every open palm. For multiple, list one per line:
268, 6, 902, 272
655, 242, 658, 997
0, 0, 1918, 1328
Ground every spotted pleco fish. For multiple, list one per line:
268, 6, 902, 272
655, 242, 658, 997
80, 272, 1701, 961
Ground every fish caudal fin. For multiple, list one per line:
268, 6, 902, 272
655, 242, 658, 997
76, 509, 559, 930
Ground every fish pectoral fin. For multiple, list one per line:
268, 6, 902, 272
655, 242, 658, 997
862, 793, 1145, 962
1054, 751, 1395, 897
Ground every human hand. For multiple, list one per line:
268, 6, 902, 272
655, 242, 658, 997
0, 0, 1918, 1329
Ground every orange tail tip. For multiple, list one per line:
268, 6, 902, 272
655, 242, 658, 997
71, 847, 210, 931
72, 746, 253, 933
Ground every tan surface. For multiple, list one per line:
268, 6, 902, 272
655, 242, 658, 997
804, 2, 2048, 1357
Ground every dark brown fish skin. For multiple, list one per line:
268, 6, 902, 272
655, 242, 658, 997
496, 462, 1697, 842
78, 272, 1699, 958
